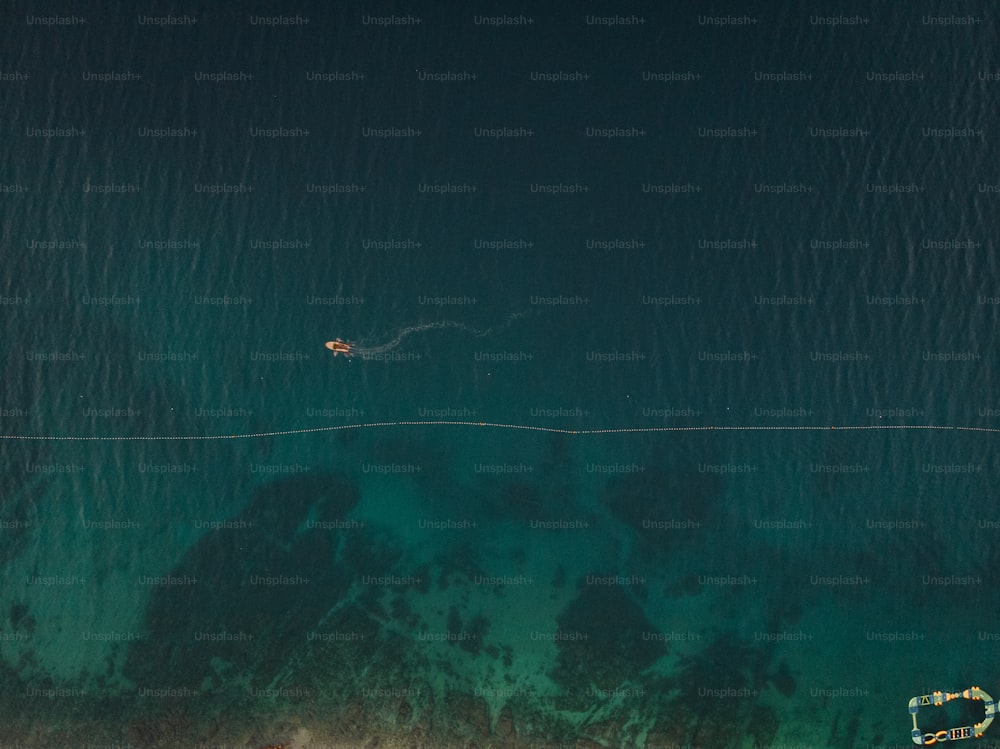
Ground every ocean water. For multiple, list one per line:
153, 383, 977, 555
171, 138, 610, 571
2, 2, 999, 747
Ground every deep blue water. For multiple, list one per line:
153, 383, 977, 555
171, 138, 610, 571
1, 2, 999, 746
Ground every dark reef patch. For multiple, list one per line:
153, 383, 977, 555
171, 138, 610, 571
603, 463, 724, 539
769, 660, 797, 696
446, 606, 490, 655
549, 584, 665, 700
123, 471, 361, 689
671, 633, 763, 704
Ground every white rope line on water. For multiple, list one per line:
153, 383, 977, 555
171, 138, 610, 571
0, 421, 993, 441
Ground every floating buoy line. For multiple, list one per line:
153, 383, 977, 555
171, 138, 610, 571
0, 421, 994, 442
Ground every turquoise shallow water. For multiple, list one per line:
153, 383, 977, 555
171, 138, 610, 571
2, 2, 1000, 747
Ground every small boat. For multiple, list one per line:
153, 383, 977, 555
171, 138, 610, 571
324, 339, 353, 357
